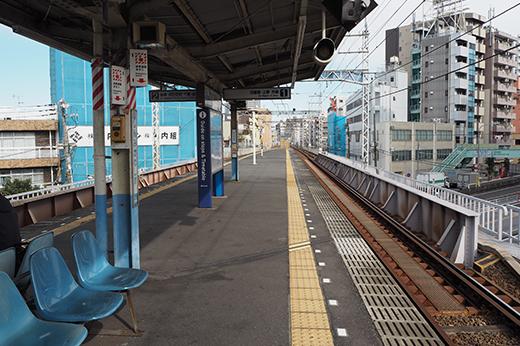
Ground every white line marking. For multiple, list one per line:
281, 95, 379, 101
318, 262, 325, 266
323, 278, 331, 283
337, 328, 348, 337
315, 249, 321, 253
329, 300, 338, 306
311, 235, 317, 238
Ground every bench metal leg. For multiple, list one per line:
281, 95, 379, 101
125, 290, 138, 333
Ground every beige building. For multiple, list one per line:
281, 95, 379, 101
0, 106, 60, 188
377, 121, 456, 178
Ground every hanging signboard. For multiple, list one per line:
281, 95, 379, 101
149, 90, 196, 102
129, 49, 148, 87
111, 65, 127, 105
223, 87, 291, 100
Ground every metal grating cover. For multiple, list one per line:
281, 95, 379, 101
300, 169, 445, 346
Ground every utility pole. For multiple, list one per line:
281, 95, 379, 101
361, 20, 370, 166
59, 99, 73, 184
151, 86, 160, 169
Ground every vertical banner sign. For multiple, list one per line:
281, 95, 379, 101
129, 49, 148, 87
111, 65, 127, 105
130, 110, 139, 207
197, 108, 212, 208
231, 129, 238, 158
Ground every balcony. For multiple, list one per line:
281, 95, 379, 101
493, 110, 516, 119
494, 69, 515, 80
475, 106, 485, 116
496, 42, 515, 52
474, 90, 485, 100
410, 104, 421, 113
410, 89, 421, 99
0, 147, 59, 160
493, 96, 516, 107
452, 94, 468, 105
451, 77, 468, 90
475, 74, 485, 85
494, 56, 516, 67
494, 138, 515, 146
412, 59, 421, 68
492, 124, 515, 133
451, 110, 468, 122
412, 74, 421, 84
476, 43, 486, 54
495, 83, 516, 93
476, 60, 486, 69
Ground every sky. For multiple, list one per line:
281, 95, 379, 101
0, 0, 518, 113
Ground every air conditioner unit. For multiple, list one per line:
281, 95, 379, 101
132, 21, 166, 46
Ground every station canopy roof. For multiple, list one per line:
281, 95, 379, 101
0, 0, 372, 94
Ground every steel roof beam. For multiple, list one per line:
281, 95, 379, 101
151, 35, 227, 93
186, 17, 339, 59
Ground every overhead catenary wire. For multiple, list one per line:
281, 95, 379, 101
324, 1, 520, 107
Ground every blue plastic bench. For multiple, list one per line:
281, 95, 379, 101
0, 247, 16, 279
71, 230, 148, 332
0, 272, 88, 346
16, 231, 54, 291
30, 246, 123, 323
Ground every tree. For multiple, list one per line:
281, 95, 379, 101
485, 158, 495, 177
504, 158, 510, 175
1, 178, 38, 196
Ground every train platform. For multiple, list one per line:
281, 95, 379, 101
21, 148, 389, 346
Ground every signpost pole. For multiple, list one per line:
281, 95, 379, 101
231, 102, 239, 181
252, 110, 257, 165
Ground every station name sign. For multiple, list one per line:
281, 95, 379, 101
223, 87, 291, 100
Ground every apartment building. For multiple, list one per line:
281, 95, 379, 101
0, 105, 60, 187
484, 29, 518, 147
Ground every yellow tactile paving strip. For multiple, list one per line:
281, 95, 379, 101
287, 149, 334, 345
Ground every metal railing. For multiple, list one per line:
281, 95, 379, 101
504, 204, 520, 244
325, 152, 508, 242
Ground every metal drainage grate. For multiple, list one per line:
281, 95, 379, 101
300, 169, 445, 346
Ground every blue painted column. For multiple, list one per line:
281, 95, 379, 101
231, 102, 239, 181
91, 20, 108, 258
197, 108, 212, 208
213, 170, 224, 196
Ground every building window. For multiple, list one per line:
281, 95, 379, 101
445, 90, 448, 96
416, 130, 433, 141
425, 92, 428, 98
437, 130, 453, 141
445, 58, 449, 64
437, 149, 452, 159
425, 107, 428, 114
425, 61, 429, 67
399, 46, 402, 51
416, 149, 433, 160
425, 46, 429, 52
391, 129, 412, 141
392, 150, 412, 161
445, 106, 448, 112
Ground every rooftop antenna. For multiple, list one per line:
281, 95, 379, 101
12, 94, 25, 106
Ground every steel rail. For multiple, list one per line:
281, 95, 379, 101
296, 147, 520, 331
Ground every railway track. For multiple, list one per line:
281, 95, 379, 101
294, 148, 520, 345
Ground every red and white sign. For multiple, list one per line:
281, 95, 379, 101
129, 49, 148, 87
111, 65, 127, 105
